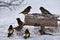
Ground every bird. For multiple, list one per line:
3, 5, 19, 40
40, 7, 53, 16
7, 25, 14, 37
39, 30, 52, 35
19, 6, 32, 15
16, 18, 25, 26
14, 26, 23, 31
24, 29, 30, 39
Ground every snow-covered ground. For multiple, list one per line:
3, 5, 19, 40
0, 0, 60, 40
1, 25, 60, 40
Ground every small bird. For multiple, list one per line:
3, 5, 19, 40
16, 18, 25, 26
7, 25, 14, 37
39, 30, 52, 35
24, 29, 30, 39
19, 6, 32, 15
14, 26, 23, 31
40, 7, 52, 15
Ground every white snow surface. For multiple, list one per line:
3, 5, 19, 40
0, 0, 60, 40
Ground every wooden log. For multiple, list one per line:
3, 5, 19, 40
25, 13, 58, 27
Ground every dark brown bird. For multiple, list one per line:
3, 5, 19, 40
19, 6, 32, 15
14, 26, 23, 31
16, 18, 25, 26
24, 29, 30, 39
16, 18, 23, 26
7, 25, 14, 37
40, 7, 52, 15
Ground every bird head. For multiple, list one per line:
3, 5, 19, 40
9, 25, 13, 29
40, 7, 44, 10
16, 18, 22, 23
16, 18, 20, 20
27, 6, 32, 9
25, 29, 29, 32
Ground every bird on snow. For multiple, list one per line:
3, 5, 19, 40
14, 26, 23, 31
40, 7, 53, 16
7, 25, 14, 37
19, 6, 32, 15
39, 30, 52, 35
24, 29, 30, 39
16, 18, 25, 26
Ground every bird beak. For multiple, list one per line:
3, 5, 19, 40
19, 13, 22, 14
19, 13, 21, 14
16, 18, 17, 20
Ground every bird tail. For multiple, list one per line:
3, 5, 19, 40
19, 12, 22, 14
19, 12, 26, 15
8, 33, 12, 37
57, 19, 60, 21
7, 30, 14, 37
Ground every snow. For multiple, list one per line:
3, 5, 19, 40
1, 25, 60, 40
0, 0, 60, 40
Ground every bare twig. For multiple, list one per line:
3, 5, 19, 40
19, 0, 24, 4
0, 0, 25, 10
10, 0, 19, 3
0, 5, 12, 10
